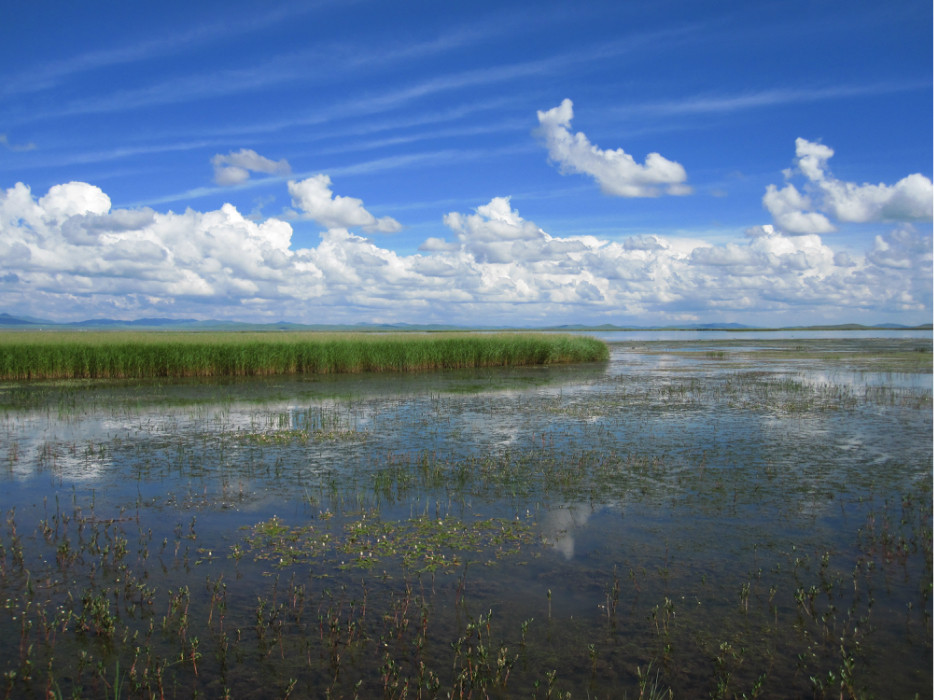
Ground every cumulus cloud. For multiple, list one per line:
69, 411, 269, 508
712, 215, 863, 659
867, 225, 934, 270
762, 183, 835, 234
0, 181, 296, 306
39, 182, 112, 220
212, 148, 292, 186
624, 234, 668, 251
0, 180, 929, 325
288, 174, 402, 233
690, 226, 834, 273
764, 138, 933, 234
535, 98, 690, 197
442, 196, 582, 264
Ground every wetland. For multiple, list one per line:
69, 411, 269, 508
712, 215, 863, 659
0, 334, 930, 698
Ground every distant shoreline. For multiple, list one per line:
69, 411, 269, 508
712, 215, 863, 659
0, 312, 930, 334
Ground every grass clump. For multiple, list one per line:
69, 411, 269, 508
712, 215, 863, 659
0, 331, 607, 380
233, 513, 535, 572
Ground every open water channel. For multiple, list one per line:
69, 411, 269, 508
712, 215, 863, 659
0, 333, 930, 698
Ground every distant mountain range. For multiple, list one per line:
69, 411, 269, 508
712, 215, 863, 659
0, 313, 930, 332
0, 313, 465, 331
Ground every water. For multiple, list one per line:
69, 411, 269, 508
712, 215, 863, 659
0, 337, 930, 697
578, 329, 932, 342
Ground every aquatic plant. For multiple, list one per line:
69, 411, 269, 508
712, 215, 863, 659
0, 331, 608, 380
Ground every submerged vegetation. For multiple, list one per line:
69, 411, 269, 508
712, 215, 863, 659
0, 335, 930, 697
0, 331, 608, 380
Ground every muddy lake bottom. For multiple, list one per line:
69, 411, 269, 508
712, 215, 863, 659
0, 337, 931, 698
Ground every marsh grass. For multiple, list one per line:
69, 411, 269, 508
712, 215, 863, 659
235, 512, 535, 573
0, 332, 608, 380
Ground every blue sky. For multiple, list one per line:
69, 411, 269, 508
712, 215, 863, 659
1, 0, 931, 326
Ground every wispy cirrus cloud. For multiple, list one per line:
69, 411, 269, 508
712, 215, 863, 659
0, 133, 35, 152
127, 147, 517, 209
24, 140, 223, 170
620, 81, 930, 118
12, 21, 705, 130
8, 22, 552, 124
0, 3, 339, 99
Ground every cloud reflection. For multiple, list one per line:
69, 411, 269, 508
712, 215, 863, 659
541, 502, 594, 559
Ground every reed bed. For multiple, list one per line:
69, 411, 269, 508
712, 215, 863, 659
0, 331, 608, 380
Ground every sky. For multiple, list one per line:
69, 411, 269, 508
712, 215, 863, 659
0, 0, 931, 327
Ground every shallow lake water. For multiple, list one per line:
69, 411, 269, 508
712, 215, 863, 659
0, 336, 930, 698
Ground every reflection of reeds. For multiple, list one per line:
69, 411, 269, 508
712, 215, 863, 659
0, 332, 608, 380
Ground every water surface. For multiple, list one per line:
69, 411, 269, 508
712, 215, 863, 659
0, 336, 930, 698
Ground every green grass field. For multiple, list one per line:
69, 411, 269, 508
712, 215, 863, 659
0, 331, 608, 380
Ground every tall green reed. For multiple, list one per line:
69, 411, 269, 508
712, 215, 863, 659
0, 332, 608, 380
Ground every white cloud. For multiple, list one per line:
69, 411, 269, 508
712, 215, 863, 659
624, 234, 668, 251
625, 82, 930, 118
418, 237, 460, 253
0, 180, 929, 325
867, 225, 934, 270
288, 174, 402, 233
38, 182, 112, 221
0, 181, 296, 306
443, 196, 564, 264
0, 133, 36, 152
212, 148, 292, 186
764, 138, 933, 234
762, 183, 835, 235
535, 98, 690, 197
